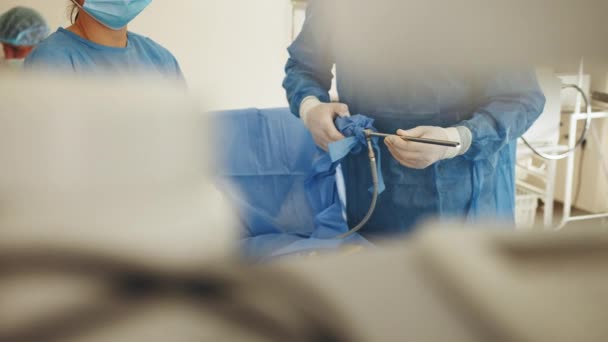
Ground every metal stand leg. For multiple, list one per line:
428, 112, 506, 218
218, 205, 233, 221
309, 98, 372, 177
559, 114, 579, 230
544, 158, 557, 229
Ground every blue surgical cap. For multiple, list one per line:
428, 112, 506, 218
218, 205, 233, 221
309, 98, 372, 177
0, 7, 49, 46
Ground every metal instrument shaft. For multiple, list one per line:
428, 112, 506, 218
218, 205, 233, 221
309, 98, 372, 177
366, 131, 460, 148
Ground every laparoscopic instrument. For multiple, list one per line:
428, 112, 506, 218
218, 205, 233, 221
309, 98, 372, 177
366, 131, 461, 148
337, 129, 460, 239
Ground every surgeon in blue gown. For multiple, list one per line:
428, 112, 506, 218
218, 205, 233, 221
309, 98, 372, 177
283, 1, 546, 239
25, 0, 181, 79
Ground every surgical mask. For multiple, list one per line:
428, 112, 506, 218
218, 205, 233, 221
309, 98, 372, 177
71, 0, 152, 30
2, 58, 25, 70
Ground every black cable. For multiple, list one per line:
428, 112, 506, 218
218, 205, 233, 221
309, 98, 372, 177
521, 84, 592, 161
337, 135, 379, 239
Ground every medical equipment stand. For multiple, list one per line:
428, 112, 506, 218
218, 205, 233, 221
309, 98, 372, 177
518, 108, 608, 230
516, 149, 561, 227
559, 109, 608, 229
556, 61, 608, 228
519, 60, 608, 229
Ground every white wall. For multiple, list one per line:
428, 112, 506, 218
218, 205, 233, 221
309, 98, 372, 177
1, 0, 294, 110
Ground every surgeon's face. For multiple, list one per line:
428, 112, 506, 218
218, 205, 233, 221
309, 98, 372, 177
2, 44, 34, 59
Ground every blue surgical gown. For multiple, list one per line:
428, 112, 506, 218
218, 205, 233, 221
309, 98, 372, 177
283, 2, 546, 238
25, 28, 182, 79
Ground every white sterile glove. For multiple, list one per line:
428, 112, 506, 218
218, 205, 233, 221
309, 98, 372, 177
300, 96, 350, 151
385, 126, 470, 169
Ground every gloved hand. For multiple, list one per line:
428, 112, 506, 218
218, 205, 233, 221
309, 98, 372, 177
385, 126, 461, 169
301, 99, 350, 151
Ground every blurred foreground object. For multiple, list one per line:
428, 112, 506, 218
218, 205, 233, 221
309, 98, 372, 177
0, 252, 353, 342
2, 211, 607, 340
0, 74, 236, 269
412, 226, 608, 342
289, 223, 608, 342
323, 0, 608, 69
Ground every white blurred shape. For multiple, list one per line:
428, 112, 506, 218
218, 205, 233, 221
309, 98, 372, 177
0, 74, 237, 270
522, 68, 562, 145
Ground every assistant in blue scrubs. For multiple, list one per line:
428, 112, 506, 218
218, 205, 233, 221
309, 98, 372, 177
25, 0, 182, 80
283, 1, 546, 238
26, 27, 181, 78
0, 6, 49, 70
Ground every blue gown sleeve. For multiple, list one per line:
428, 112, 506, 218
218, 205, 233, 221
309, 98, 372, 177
173, 57, 184, 80
165, 53, 185, 83
142, 36, 184, 81
283, 0, 334, 116
460, 69, 546, 161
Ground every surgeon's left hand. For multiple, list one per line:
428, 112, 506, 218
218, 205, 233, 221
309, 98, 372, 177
385, 126, 456, 169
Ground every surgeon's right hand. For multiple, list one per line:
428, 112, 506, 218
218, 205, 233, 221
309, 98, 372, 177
301, 99, 350, 151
